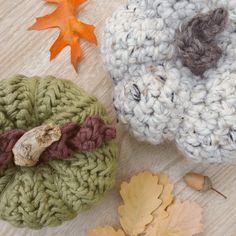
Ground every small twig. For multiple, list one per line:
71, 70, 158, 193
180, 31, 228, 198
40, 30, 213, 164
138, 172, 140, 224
211, 187, 227, 199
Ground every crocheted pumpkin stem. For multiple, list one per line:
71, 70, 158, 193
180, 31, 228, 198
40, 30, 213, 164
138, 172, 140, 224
0, 129, 25, 171
41, 115, 116, 162
0, 116, 116, 170
176, 7, 228, 76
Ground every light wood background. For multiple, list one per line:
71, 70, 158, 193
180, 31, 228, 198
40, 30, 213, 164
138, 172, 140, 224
0, 0, 236, 235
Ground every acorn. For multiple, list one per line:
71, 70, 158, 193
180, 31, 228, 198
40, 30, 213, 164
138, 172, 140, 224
184, 172, 227, 199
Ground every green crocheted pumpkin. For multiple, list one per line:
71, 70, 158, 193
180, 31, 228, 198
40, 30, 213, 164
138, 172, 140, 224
0, 75, 117, 229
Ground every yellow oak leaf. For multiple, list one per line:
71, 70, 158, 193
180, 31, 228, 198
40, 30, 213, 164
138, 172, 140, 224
145, 200, 204, 236
88, 226, 125, 236
118, 171, 163, 236
157, 173, 174, 210
144, 173, 174, 234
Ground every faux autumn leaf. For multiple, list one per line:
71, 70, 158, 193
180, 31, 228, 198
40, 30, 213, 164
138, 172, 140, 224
144, 173, 174, 234
88, 172, 204, 236
29, 0, 97, 71
118, 172, 163, 236
145, 200, 204, 236
157, 173, 174, 210
88, 226, 125, 236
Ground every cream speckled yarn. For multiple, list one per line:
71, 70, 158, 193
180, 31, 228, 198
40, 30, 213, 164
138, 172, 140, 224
0, 75, 117, 229
101, 0, 236, 163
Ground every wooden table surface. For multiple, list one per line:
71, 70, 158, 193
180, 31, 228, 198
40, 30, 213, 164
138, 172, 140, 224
0, 0, 236, 235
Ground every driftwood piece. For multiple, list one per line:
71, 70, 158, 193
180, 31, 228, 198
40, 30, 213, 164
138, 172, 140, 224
12, 124, 61, 167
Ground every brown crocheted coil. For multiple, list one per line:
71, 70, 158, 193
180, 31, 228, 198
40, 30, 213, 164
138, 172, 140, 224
0, 116, 116, 171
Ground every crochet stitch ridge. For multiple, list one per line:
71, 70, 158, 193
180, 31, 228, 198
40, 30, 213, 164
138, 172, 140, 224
0, 75, 117, 229
102, 0, 236, 163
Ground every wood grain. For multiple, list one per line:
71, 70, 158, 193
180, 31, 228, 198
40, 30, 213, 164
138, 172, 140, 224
0, 0, 236, 235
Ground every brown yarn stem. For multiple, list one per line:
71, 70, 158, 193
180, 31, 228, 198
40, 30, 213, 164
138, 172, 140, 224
0, 115, 116, 171
40, 116, 116, 162
176, 7, 228, 76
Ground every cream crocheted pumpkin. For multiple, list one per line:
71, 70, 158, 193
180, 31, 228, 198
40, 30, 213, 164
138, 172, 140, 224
101, 0, 236, 163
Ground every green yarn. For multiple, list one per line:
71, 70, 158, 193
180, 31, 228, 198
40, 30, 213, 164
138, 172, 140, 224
0, 75, 117, 229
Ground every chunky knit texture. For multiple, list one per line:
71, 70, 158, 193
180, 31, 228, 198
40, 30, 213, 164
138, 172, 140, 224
101, 0, 236, 163
0, 75, 117, 229
41, 116, 116, 161
176, 7, 229, 76
0, 129, 25, 171
0, 116, 116, 170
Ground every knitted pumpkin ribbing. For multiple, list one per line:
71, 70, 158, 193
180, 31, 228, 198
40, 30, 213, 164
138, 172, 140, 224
0, 75, 117, 229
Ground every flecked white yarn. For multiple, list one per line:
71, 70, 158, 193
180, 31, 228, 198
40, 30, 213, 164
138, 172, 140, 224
101, 0, 236, 163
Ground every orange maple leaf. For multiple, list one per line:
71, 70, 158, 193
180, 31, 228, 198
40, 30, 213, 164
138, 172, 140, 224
29, 0, 97, 71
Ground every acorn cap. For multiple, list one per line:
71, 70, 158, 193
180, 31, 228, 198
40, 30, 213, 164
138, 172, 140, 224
201, 176, 213, 192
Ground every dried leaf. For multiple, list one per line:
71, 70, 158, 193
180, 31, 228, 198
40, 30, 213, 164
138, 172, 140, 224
157, 173, 174, 210
145, 200, 204, 236
118, 171, 163, 236
144, 173, 174, 234
88, 226, 125, 236
29, 0, 97, 71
